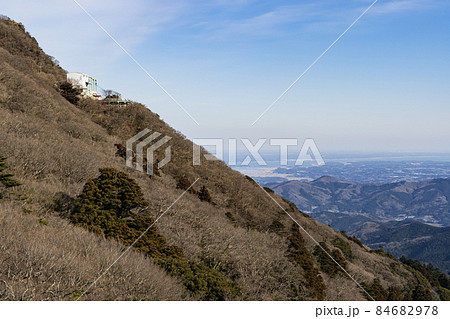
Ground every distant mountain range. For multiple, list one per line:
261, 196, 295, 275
309, 211, 450, 275
268, 176, 450, 274
268, 176, 450, 226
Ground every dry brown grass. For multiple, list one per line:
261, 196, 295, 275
0, 202, 187, 300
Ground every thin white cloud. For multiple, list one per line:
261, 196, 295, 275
212, 3, 328, 37
206, 0, 447, 37
233, 4, 317, 31
369, 0, 443, 14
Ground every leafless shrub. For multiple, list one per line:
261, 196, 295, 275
0, 202, 187, 300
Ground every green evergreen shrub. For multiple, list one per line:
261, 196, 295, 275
176, 176, 191, 190
114, 143, 126, 159
332, 236, 353, 259
399, 256, 449, 300
58, 81, 82, 105
387, 286, 403, 301
288, 224, 326, 300
244, 175, 257, 184
0, 156, 21, 188
71, 168, 240, 300
412, 285, 432, 301
269, 220, 285, 234
349, 236, 364, 247
339, 230, 365, 248
361, 279, 388, 301
263, 187, 274, 193
225, 212, 238, 226
198, 186, 212, 203
0, 155, 21, 198
313, 242, 347, 277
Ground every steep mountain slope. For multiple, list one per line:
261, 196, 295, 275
269, 176, 450, 226
0, 17, 446, 300
351, 221, 450, 275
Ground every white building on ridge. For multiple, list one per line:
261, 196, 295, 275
67, 72, 101, 99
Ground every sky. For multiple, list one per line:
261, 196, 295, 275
2, 0, 450, 153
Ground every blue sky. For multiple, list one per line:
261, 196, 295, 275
2, 0, 450, 153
